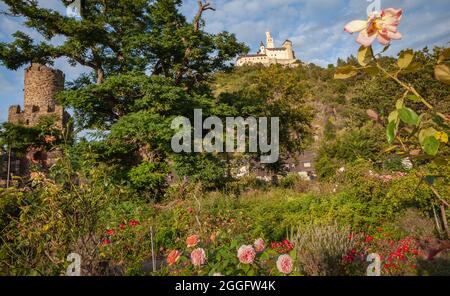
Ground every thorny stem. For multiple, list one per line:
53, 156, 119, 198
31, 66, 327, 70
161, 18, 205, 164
375, 62, 434, 110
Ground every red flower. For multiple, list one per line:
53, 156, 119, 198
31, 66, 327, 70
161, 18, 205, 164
167, 250, 182, 266
102, 239, 111, 245
187, 207, 193, 214
412, 249, 418, 255
186, 235, 200, 248
129, 220, 140, 227
119, 223, 126, 230
271, 240, 294, 254
365, 235, 373, 243
106, 229, 115, 236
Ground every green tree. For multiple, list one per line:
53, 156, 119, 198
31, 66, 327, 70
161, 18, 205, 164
0, 0, 248, 193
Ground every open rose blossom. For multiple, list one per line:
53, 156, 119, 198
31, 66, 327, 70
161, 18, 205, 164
344, 8, 403, 47
254, 238, 265, 253
237, 245, 256, 264
186, 234, 200, 248
167, 250, 182, 266
276, 254, 293, 274
191, 248, 206, 266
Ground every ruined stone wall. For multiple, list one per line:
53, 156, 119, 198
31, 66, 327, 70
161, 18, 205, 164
4, 63, 69, 181
8, 105, 23, 124
8, 63, 67, 129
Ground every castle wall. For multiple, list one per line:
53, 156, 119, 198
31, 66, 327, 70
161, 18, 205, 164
23, 63, 66, 128
236, 32, 297, 67
3, 63, 69, 182
8, 105, 23, 124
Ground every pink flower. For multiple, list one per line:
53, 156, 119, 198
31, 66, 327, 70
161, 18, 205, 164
237, 245, 256, 264
276, 254, 293, 275
191, 248, 206, 267
344, 8, 403, 47
186, 235, 200, 248
167, 250, 182, 266
254, 238, 265, 253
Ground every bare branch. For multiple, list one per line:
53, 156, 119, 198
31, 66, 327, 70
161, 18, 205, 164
193, 1, 216, 32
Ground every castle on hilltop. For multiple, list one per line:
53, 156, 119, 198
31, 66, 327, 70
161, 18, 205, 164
2, 63, 70, 184
236, 32, 298, 67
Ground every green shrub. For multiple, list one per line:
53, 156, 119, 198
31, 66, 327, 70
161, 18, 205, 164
128, 161, 168, 199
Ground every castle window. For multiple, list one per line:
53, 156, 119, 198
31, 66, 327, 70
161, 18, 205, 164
26, 119, 30, 125
32, 105, 40, 113
48, 104, 56, 112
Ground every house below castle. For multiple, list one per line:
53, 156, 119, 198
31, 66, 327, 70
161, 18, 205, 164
236, 32, 298, 67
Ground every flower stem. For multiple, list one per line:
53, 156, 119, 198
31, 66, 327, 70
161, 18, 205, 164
375, 63, 434, 110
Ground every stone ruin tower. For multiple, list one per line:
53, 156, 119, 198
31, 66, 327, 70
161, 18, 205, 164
8, 63, 69, 129
3, 63, 70, 181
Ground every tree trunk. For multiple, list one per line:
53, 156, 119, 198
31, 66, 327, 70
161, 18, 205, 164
96, 67, 105, 85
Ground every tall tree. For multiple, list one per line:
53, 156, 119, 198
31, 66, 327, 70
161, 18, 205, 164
0, 0, 249, 193
0, 0, 248, 110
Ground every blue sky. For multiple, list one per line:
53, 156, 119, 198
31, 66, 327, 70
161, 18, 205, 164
1, 0, 449, 122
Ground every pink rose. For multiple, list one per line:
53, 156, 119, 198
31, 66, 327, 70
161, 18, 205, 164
344, 8, 403, 47
186, 234, 200, 248
191, 248, 206, 267
237, 245, 256, 264
254, 238, 265, 253
276, 254, 293, 274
